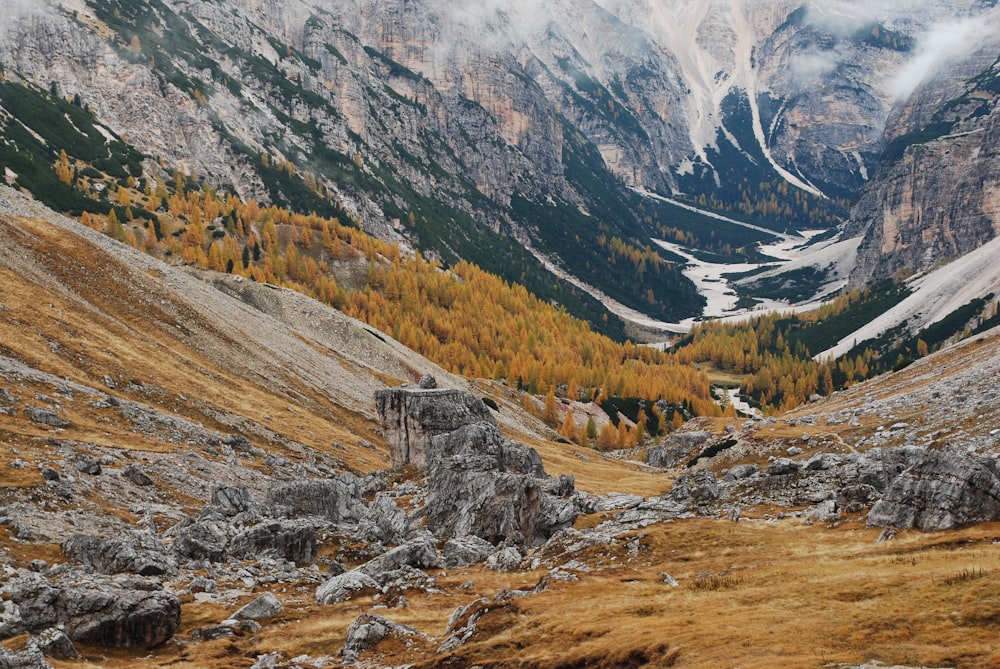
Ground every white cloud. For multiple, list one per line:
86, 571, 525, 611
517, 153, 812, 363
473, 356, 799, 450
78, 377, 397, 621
888, 14, 1000, 100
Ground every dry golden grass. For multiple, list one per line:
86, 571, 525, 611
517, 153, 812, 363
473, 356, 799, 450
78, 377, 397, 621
0, 215, 388, 471
52, 520, 1000, 669
7, 213, 1000, 668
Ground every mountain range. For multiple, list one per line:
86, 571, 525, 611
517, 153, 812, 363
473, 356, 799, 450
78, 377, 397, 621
3, 0, 998, 341
3, 2, 1000, 667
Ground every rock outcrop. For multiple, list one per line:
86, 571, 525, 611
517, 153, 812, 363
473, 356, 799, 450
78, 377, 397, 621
375, 388, 495, 469
7, 573, 181, 649
376, 387, 577, 546
848, 46, 1000, 288
867, 450, 1000, 531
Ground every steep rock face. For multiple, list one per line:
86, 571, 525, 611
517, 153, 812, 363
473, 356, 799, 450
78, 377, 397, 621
868, 450, 1000, 530
375, 387, 494, 469
849, 50, 1000, 287
375, 386, 577, 545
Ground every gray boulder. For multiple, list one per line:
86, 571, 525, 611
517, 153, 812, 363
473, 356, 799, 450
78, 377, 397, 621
375, 387, 494, 469
122, 464, 153, 486
9, 573, 180, 649
209, 486, 258, 518
24, 407, 69, 428
670, 471, 720, 506
32, 628, 80, 660
484, 546, 522, 572
61, 532, 176, 577
173, 519, 231, 563
228, 519, 316, 564
0, 644, 53, 669
355, 493, 409, 545
645, 431, 713, 468
75, 455, 101, 476
357, 535, 439, 576
426, 468, 550, 545
265, 475, 367, 524
316, 571, 379, 606
765, 458, 800, 477
341, 614, 423, 661
233, 593, 283, 621
377, 387, 576, 545
442, 535, 495, 568
868, 450, 1000, 530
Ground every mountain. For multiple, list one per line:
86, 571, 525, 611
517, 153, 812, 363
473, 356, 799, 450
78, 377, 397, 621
3, 186, 1000, 668
3, 0, 997, 337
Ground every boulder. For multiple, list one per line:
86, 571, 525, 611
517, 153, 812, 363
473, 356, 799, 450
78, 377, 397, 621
265, 475, 367, 524
426, 468, 543, 545
24, 407, 69, 428
173, 519, 231, 563
122, 464, 153, 487
765, 458, 800, 477
670, 471, 719, 506
9, 573, 180, 649
646, 431, 712, 468
355, 493, 409, 545
375, 387, 493, 469
868, 450, 1000, 530
62, 532, 177, 577
377, 387, 577, 545
75, 455, 101, 476
443, 535, 495, 568
341, 614, 422, 660
210, 486, 258, 517
233, 593, 283, 621
32, 627, 80, 660
0, 644, 53, 669
357, 535, 439, 576
485, 546, 522, 572
316, 571, 379, 606
228, 519, 316, 564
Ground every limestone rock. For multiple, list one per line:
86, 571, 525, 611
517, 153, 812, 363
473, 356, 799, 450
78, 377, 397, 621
355, 493, 409, 545
868, 450, 1000, 530
228, 519, 317, 564
233, 593, 283, 621
377, 387, 576, 545
765, 459, 800, 477
62, 532, 177, 577
315, 571, 379, 606
122, 464, 153, 486
375, 387, 493, 469
670, 471, 719, 506
357, 535, 439, 577
9, 573, 181, 649
442, 535, 495, 568
341, 614, 422, 661
485, 546, 522, 572
173, 519, 231, 563
265, 475, 367, 525
0, 643, 53, 669
24, 406, 69, 428
32, 627, 80, 660
645, 430, 712, 468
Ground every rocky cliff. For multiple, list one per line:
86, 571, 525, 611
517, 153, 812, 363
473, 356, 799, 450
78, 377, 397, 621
849, 48, 1000, 287
3, 0, 995, 332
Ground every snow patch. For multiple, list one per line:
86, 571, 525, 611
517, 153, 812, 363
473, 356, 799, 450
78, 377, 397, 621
817, 236, 1000, 360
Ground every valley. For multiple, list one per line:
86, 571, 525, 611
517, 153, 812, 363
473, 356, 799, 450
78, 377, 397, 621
1, 1, 1000, 667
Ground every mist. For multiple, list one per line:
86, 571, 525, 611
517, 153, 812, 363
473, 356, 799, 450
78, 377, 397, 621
888, 12, 1000, 100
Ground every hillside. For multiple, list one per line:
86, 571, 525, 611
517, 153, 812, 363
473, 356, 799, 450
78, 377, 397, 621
3, 188, 1000, 668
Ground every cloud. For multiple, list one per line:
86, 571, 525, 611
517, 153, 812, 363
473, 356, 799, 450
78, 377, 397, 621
888, 14, 1000, 100
0, 0, 50, 36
